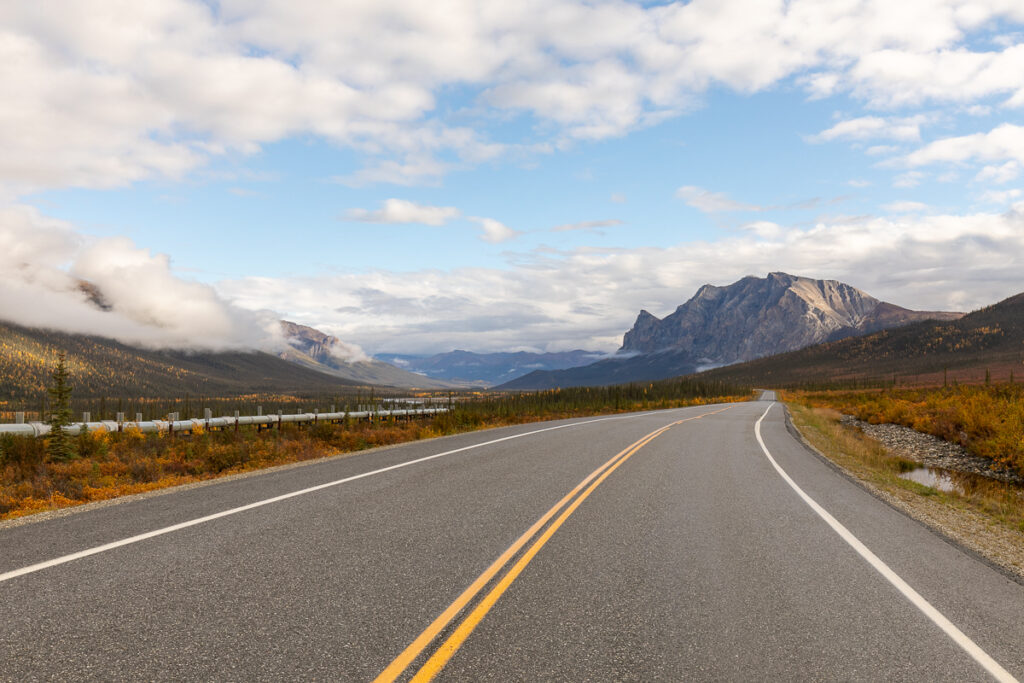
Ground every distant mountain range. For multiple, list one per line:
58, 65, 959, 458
498, 273, 963, 390
4, 271, 995, 401
697, 291, 1024, 387
280, 321, 458, 389
374, 349, 604, 386
0, 318, 460, 403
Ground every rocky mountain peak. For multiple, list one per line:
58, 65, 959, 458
619, 272, 960, 365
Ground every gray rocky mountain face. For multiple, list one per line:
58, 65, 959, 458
620, 272, 961, 365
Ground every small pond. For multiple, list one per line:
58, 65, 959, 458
898, 466, 1024, 497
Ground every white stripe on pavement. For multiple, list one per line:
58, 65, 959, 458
755, 402, 1017, 683
0, 409, 679, 584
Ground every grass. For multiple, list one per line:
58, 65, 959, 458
786, 402, 1024, 534
0, 385, 753, 521
790, 384, 1024, 472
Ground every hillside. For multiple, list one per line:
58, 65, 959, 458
0, 320, 368, 403
499, 272, 961, 390
695, 292, 1024, 387
280, 321, 459, 389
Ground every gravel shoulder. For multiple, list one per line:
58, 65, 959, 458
840, 415, 1024, 486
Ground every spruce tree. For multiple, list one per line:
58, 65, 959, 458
47, 351, 75, 460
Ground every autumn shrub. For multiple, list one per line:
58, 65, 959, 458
794, 384, 1024, 472
0, 433, 47, 481
1, 386, 751, 520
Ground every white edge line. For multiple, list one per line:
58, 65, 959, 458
755, 402, 1017, 683
0, 409, 677, 584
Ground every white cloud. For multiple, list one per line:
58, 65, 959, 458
741, 221, 783, 238
975, 160, 1021, 184
882, 201, 929, 213
905, 123, 1024, 166
847, 179, 872, 187
344, 199, 460, 226
845, 45, 1024, 108
0, 204, 285, 351
809, 115, 925, 143
343, 198, 516, 242
219, 206, 1024, 354
470, 217, 520, 243
977, 188, 1022, 204
675, 185, 760, 213
551, 219, 623, 232
3, 1, 1024, 192
610, 193, 626, 203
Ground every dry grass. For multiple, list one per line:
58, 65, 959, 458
787, 402, 1024, 537
790, 384, 1024, 472
0, 392, 751, 521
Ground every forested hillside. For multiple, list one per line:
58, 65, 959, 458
0, 321, 363, 404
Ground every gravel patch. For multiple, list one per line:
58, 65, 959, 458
839, 415, 1024, 487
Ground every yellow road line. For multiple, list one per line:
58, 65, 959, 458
373, 426, 666, 682
376, 405, 732, 682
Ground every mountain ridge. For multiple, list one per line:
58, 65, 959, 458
693, 291, 1024, 387
499, 272, 963, 390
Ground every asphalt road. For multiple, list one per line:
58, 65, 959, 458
1, 398, 1022, 681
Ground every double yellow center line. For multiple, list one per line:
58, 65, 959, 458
374, 406, 733, 682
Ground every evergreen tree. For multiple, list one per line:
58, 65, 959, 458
47, 351, 75, 460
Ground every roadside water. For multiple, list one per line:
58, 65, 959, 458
899, 465, 1024, 498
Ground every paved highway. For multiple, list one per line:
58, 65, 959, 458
1, 398, 1022, 681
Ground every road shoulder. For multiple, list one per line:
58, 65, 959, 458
783, 402, 1024, 585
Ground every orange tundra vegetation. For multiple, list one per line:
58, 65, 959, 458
0, 383, 752, 520
791, 383, 1024, 472
0, 419, 435, 519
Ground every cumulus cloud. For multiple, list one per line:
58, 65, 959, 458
0, 204, 284, 351
675, 186, 760, 213
809, 115, 925, 143
344, 199, 460, 225
905, 123, 1024, 166
3, 1, 1024, 191
977, 188, 1022, 204
470, 217, 520, 243
342, 199, 516, 242
975, 160, 1021, 184
218, 207, 1024, 354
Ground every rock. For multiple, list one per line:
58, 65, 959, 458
619, 272, 962, 365
839, 415, 1024, 487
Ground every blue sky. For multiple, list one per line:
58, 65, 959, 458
2, 1, 1024, 355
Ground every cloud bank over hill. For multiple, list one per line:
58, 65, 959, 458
0, 205, 285, 351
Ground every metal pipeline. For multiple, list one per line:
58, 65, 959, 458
0, 408, 448, 437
